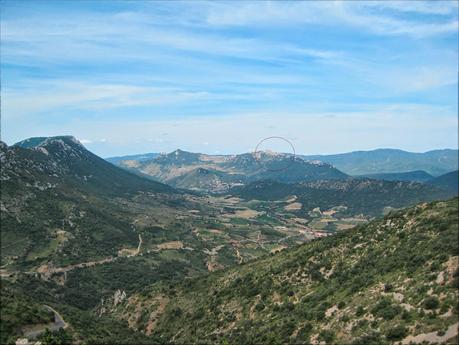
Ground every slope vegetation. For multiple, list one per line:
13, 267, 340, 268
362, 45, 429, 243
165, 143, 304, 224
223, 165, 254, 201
111, 198, 459, 344
0, 137, 180, 268
231, 179, 455, 216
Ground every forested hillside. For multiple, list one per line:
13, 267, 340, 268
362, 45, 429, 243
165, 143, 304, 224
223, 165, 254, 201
110, 198, 459, 344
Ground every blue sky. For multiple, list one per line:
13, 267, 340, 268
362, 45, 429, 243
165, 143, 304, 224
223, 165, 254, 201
1, 0, 458, 157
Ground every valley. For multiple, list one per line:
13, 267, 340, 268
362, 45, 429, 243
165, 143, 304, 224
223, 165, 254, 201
2, 2, 458, 344
1, 137, 458, 345
106, 198, 459, 345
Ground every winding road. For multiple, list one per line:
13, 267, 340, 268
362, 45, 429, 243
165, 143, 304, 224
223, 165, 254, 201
22, 305, 68, 339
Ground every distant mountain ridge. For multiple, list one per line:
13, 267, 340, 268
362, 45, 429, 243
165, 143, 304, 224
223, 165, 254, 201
109, 149, 347, 192
107, 148, 458, 190
106, 152, 159, 165
302, 148, 458, 176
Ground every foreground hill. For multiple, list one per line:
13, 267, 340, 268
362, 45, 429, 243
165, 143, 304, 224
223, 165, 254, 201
231, 178, 455, 216
303, 149, 458, 176
109, 198, 459, 344
111, 149, 348, 192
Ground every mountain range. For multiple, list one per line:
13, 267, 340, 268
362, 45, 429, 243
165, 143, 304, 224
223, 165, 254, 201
110, 149, 347, 192
301, 148, 458, 176
1, 136, 458, 344
108, 148, 458, 177
107, 148, 458, 194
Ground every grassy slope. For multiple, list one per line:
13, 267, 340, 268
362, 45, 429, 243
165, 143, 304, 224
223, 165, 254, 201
115, 198, 458, 344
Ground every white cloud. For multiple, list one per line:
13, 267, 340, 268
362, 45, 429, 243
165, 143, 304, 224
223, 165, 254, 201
357, 1, 458, 16
1, 1, 456, 155
205, 1, 458, 38
1, 81, 211, 118
1, 13, 338, 67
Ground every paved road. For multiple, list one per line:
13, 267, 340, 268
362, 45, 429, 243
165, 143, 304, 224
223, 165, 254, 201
22, 305, 67, 339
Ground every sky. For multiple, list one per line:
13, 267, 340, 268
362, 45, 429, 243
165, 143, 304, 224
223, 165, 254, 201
1, 0, 458, 157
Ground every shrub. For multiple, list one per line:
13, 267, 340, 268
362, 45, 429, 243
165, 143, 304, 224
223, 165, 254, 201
423, 296, 440, 310
401, 310, 412, 321
352, 331, 383, 345
371, 298, 401, 320
254, 302, 265, 311
319, 330, 335, 343
355, 306, 365, 317
314, 309, 325, 321
384, 283, 393, 292
171, 307, 182, 317
386, 326, 407, 341
340, 315, 350, 323
283, 301, 295, 312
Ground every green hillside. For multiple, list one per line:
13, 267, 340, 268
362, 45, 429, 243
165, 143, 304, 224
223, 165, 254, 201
1, 137, 335, 274
2, 138, 457, 344
170, 167, 245, 192
110, 198, 459, 344
428, 171, 459, 195
3, 137, 355, 344
231, 179, 455, 216
355, 170, 434, 183
0, 138, 182, 268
